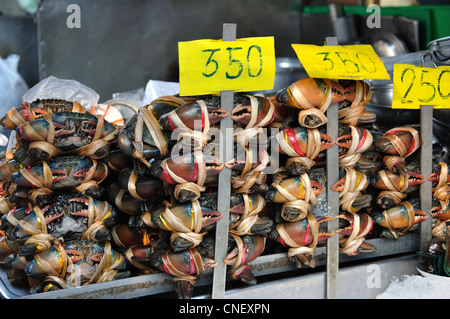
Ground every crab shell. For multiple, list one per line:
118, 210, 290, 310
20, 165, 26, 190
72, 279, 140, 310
370, 170, 425, 191
373, 202, 428, 229
1, 205, 31, 234
118, 168, 165, 200
140, 202, 222, 231
144, 95, 187, 120
277, 78, 346, 109
265, 176, 325, 203
149, 247, 217, 299
335, 126, 372, 155
150, 248, 216, 274
0, 236, 21, 259
106, 182, 152, 216
16, 112, 117, 156
224, 234, 266, 267
275, 127, 335, 157
225, 147, 268, 173
11, 194, 117, 248
24, 241, 126, 281
0, 159, 22, 181
159, 100, 229, 131
331, 170, 369, 192
111, 224, 158, 248
269, 216, 334, 247
24, 245, 65, 278
374, 129, 419, 156
268, 94, 293, 122
231, 95, 275, 127
340, 80, 372, 105
336, 212, 373, 238
104, 149, 134, 172
0, 99, 86, 130
152, 152, 224, 185
10, 156, 108, 190
122, 244, 156, 270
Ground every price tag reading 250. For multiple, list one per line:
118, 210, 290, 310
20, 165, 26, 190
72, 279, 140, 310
392, 64, 450, 109
291, 44, 390, 80
178, 37, 275, 96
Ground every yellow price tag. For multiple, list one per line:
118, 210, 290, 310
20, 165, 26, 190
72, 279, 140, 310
392, 64, 450, 109
291, 44, 390, 80
178, 37, 275, 96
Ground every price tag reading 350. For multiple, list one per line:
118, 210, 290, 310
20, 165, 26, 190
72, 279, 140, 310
178, 36, 275, 96
393, 64, 450, 109
291, 44, 390, 80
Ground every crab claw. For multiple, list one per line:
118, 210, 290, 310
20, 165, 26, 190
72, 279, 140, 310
24, 246, 63, 278
277, 78, 346, 109
224, 235, 266, 268
331, 170, 369, 192
374, 128, 420, 157
149, 248, 216, 299
228, 264, 257, 285
276, 127, 334, 157
265, 176, 325, 203
370, 170, 425, 192
159, 100, 228, 131
430, 204, 450, 221
225, 147, 268, 173
9, 166, 67, 188
155, 153, 224, 186
336, 212, 373, 238
336, 126, 372, 155
118, 168, 165, 200
373, 201, 428, 230
231, 95, 275, 128
143, 202, 222, 232
428, 162, 450, 187
357, 241, 377, 253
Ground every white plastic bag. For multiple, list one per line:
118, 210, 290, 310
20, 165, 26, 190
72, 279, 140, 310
0, 54, 28, 148
142, 79, 180, 105
23, 75, 99, 109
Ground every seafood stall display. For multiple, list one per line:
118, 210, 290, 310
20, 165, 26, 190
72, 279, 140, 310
0, 68, 435, 299
0, 18, 446, 298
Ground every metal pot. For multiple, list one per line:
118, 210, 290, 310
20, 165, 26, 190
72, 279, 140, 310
272, 57, 307, 92
433, 117, 450, 149
365, 83, 420, 129
428, 36, 450, 66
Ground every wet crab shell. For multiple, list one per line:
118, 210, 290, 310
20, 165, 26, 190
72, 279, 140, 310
372, 201, 428, 229
1, 99, 86, 130
224, 234, 266, 267
276, 78, 346, 109
265, 176, 325, 203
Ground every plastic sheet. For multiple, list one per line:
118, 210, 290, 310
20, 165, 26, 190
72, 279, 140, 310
23, 75, 99, 109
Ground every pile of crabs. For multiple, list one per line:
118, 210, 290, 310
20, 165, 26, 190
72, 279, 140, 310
0, 77, 439, 298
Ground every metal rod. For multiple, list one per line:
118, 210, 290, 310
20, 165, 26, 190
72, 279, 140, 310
325, 36, 340, 299
211, 23, 236, 299
419, 59, 434, 252
420, 105, 433, 251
